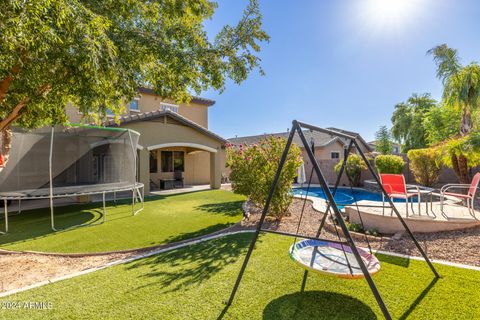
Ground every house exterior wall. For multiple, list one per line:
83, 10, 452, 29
119, 120, 224, 193
133, 93, 209, 128
65, 92, 210, 129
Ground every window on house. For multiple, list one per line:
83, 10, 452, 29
149, 151, 158, 173
160, 102, 179, 113
130, 99, 139, 111
331, 151, 340, 159
161, 151, 185, 172
173, 151, 185, 172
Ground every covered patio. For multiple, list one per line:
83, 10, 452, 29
105, 110, 227, 194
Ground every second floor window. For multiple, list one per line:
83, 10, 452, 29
331, 152, 340, 159
160, 102, 179, 113
130, 99, 139, 111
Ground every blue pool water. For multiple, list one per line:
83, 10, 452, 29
292, 187, 418, 206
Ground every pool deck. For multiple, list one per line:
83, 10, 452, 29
293, 185, 480, 233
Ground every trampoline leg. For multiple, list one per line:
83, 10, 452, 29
50, 198, 57, 232
113, 191, 116, 203
131, 188, 135, 215
19, 199, 21, 214
103, 192, 106, 222
1, 199, 8, 234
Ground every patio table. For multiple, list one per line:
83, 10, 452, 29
407, 186, 434, 216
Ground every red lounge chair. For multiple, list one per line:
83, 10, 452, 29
380, 174, 418, 216
440, 172, 480, 216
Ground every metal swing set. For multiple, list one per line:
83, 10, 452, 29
225, 120, 440, 320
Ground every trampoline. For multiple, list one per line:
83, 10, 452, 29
289, 239, 380, 279
0, 125, 144, 233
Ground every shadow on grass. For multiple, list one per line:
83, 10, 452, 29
377, 253, 410, 268
126, 232, 254, 294
195, 200, 244, 217
399, 277, 439, 320
0, 201, 123, 247
164, 223, 235, 244
262, 291, 377, 320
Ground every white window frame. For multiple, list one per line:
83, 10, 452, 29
331, 151, 340, 159
129, 97, 141, 113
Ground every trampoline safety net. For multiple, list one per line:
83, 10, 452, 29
0, 125, 140, 197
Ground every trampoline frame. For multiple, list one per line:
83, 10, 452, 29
0, 126, 144, 234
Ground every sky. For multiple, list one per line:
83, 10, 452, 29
203, 0, 480, 141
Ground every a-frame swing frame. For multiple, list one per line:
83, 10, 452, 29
226, 120, 440, 320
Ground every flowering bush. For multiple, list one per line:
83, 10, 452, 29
375, 155, 405, 174
227, 136, 302, 219
334, 154, 368, 187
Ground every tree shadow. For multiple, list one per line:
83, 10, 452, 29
399, 277, 439, 320
377, 253, 410, 268
0, 201, 125, 247
125, 232, 254, 294
262, 291, 377, 320
195, 200, 244, 217
164, 223, 236, 243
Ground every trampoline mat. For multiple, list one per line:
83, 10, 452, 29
0, 182, 143, 199
289, 239, 380, 279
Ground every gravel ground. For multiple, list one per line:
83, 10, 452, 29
242, 199, 480, 267
0, 252, 133, 293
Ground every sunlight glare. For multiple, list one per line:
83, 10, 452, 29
356, 0, 427, 35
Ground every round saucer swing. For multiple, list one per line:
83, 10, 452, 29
289, 163, 381, 280
289, 239, 380, 279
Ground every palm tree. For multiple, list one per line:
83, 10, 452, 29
428, 44, 480, 183
428, 44, 480, 136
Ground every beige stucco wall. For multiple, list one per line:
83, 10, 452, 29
133, 93, 209, 128
311, 141, 345, 160
119, 120, 224, 193
65, 93, 210, 129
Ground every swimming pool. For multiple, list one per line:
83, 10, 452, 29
292, 187, 419, 206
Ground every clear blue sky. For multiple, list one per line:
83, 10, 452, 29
203, 0, 480, 141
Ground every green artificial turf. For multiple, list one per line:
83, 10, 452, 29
0, 190, 244, 253
1, 233, 479, 319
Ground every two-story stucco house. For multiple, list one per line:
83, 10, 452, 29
66, 87, 226, 194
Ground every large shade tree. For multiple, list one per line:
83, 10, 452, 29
428, 44, 480, 183
0, 0, 269, 167
391, 93, 437, 152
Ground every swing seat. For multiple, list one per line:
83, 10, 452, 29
289, 239, 381, 279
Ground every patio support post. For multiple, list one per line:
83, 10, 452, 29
210, 151, 221, 189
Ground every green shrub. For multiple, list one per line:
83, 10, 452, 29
375, 155, 405, 174
407, 148, 441, 187
346, 221, 364, 233
334, 154, 368, 187
227, 136, 302, 220
365, 228, 379, 237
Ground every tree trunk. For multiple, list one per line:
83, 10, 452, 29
0, 127, 12, 170
457, 154, 470, 184
450, 153, 470, 184
460, 109, 472, 137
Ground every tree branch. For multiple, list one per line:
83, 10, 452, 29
0, 84, 51, 132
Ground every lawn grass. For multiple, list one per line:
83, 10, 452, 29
1, 232, 479, 319
0, 190, 244, 253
